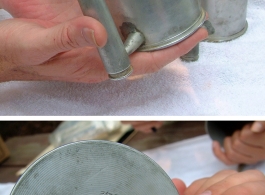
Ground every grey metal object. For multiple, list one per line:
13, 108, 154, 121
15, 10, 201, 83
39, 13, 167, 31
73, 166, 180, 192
200, 0, 248, 42
181, 20, 215, 62
78, 0, 133, 80
205, 121, 252, 146
11, 140, 179, 195
78, 0, 206, 80
181, 44, 200, 62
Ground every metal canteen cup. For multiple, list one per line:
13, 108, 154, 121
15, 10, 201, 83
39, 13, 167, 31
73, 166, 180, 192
10, 140, 179, 195
77, 0, 208, 80
200, 0, 248, 42
205, 121, 252, 146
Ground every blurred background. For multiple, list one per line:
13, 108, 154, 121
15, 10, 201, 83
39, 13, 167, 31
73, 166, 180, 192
0, 121, 206, 183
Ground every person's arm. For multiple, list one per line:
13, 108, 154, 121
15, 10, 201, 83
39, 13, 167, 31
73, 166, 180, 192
212, 121, 265, 165
175, 170, 265, 195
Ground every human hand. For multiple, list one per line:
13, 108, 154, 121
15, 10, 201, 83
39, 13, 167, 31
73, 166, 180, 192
0, 0, 208, 83
180, 170, 265, 195
250, 121, 265, 133
121, 121, 164, 133
212, 122, 265, 165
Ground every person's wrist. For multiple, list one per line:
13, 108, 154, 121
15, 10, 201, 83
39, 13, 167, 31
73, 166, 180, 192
0, 59, 30, 82
0, 63, 17, 82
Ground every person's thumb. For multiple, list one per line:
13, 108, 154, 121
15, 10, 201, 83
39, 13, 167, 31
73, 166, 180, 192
172, 178, 186, 195
39, 16, 107, 56
251, 121, 265, 133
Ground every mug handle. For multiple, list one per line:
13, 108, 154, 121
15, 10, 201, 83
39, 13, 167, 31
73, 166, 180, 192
78, 0, 145, 80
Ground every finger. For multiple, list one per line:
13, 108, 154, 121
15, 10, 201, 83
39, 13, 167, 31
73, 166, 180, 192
121, 121, 153, 133
198, 170, 265, 195
172, 178, 187, 195
231, 130, 252, 156
193, 170, 237, 195
184, 178, 208, 195
35, 16, 107, 58
130, 28, 208, 75
223, 137, 253, 164
222, 180, 265, 195
133, 121, 163, 133
212, 141, 234, 165
251, 121, 265, 133
123, 121, 163, 130
231, 130, 264, 158
240, 124, 265, 147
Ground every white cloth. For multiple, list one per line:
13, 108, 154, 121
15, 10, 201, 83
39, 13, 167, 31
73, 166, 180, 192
0, 0, 265, 116
144, 135, 265, 186
0, 183, 15, 195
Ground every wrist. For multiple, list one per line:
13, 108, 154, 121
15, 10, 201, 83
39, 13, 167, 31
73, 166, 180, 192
0, 68, 31, 83
0, 62, 16, 82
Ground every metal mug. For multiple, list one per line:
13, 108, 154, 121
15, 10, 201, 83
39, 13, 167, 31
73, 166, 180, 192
10, 140, 179, 195
200, 0, 248, 42
78, 0, 208, 80
205, 121, 252, 145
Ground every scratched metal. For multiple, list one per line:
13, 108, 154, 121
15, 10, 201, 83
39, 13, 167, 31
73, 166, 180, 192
79, 0, 206, 52
10, 140, 179, 195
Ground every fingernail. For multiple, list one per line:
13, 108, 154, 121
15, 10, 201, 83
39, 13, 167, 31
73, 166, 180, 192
199, 191, 212, 195
251, 122, 263, 132
82, 28, 100, 47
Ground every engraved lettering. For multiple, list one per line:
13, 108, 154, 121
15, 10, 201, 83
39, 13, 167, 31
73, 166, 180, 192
100, 191, 117, 195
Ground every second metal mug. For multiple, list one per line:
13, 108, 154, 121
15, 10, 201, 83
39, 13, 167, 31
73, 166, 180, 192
200, 0, 248, 42
205, 121, 252, 145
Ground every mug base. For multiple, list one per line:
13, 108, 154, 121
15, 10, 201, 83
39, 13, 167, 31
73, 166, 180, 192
109, 65, 133, 80
138, 9, 207, 52
204, 21, 248, 43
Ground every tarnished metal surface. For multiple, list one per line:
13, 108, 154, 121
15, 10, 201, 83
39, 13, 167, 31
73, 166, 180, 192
200, 0, 248, 42
78, 0, 133, 80
78, 0, 206, 79
180, 20, 215, 62
105, 0, 206, 51
11, 140, 179, 195
181, 44, 200, 62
